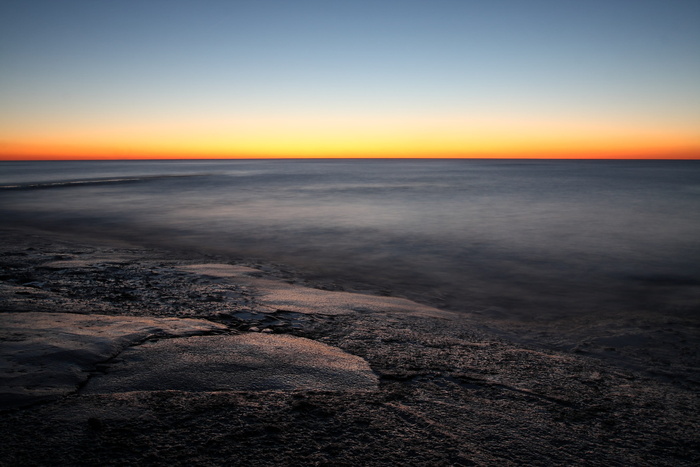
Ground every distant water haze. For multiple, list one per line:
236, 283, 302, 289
2, 159, 699, 329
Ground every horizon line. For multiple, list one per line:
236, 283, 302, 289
1, 155, 698, 162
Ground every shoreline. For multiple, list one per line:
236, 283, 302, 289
1, 227, 698, 465
5, 224, 698, 385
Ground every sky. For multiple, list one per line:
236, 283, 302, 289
1, 0, 699, 160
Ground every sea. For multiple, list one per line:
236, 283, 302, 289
2, 159, 699, 350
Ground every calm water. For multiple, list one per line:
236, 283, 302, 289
2, 159, 699, 326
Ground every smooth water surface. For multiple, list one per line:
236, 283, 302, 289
2, 159, 699, 325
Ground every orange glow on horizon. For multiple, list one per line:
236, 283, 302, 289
2, 139, 698, 161
3, 151, 698, 161
2, 146, 698, 161
1, 115, 698, 161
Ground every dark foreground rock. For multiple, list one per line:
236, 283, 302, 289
0, 229, 698, 466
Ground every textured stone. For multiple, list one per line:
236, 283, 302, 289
0, 312, 226, 409
82, 333, 378, 393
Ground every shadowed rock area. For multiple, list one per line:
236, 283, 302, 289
0, 229, 698, 466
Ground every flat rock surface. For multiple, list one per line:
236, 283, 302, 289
0, 312, 226, 409
179, 263, 451, 318
1, 229, 698, 466
83, 333, 378, 393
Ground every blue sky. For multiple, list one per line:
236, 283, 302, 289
1, 0, 699, 158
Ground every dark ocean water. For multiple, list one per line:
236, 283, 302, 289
2, 159, 699, 330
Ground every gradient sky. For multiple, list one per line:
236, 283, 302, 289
1, 0, 699, 159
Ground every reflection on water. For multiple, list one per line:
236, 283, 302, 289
1, 159, 699, 324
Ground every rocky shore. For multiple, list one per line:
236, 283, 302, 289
1, 228, 698, 466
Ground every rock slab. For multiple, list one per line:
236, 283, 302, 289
82, 333, 378, 393
0, 312, 226, 409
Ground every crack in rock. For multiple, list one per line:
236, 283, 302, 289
0, 312, 226, 410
